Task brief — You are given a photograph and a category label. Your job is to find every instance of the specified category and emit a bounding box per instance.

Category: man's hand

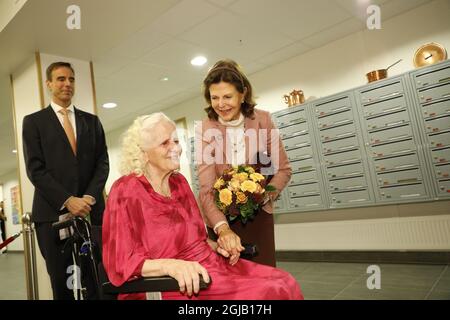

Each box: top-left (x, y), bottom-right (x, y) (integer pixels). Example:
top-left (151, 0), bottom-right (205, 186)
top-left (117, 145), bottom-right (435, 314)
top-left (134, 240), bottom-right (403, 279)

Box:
top-left (65, 197), bottom-right (91, 217)
top-left (82, 195), bottom-right (95, 206)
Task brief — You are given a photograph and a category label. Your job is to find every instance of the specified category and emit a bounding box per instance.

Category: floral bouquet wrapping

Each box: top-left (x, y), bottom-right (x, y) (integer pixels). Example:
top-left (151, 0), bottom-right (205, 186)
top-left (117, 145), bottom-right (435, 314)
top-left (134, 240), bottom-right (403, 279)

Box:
top-left (213, 165), bottom-right (276, 224)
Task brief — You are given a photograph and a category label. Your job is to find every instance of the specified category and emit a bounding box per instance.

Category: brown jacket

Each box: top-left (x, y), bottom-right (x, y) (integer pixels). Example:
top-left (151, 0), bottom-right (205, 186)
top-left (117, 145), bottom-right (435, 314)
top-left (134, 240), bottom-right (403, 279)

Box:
top-left (196, 108), bottom-right (292, 228)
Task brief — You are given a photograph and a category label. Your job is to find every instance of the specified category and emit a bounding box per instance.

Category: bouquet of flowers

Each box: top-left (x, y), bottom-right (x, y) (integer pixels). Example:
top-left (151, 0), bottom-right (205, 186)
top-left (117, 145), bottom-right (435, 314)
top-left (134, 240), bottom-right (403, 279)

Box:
top-left (213, 165), bottom-right (276, 224)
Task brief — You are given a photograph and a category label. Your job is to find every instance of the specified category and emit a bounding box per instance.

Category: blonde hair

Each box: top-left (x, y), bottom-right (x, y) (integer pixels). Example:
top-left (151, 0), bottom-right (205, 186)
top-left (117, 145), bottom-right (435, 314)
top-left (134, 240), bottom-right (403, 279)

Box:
top-left (119, 113), bottom-right (176, 176)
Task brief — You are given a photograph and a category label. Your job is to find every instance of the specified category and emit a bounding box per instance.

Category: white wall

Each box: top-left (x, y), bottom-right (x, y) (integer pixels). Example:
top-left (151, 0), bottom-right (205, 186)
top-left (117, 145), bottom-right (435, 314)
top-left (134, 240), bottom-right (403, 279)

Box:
top-left (0, 170), bottom-right (22, 251)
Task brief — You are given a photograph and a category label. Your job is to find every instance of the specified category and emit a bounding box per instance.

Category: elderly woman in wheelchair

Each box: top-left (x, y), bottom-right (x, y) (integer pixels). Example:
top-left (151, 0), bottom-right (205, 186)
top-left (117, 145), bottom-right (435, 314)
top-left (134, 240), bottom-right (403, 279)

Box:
top-left (101, 113), bottom-right (303, 300)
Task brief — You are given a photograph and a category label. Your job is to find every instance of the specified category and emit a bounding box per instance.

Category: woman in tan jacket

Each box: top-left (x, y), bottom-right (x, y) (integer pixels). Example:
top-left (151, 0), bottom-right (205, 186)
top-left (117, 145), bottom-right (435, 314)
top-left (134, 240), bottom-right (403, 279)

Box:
top-left (196, 59), bottom-right (292, 267)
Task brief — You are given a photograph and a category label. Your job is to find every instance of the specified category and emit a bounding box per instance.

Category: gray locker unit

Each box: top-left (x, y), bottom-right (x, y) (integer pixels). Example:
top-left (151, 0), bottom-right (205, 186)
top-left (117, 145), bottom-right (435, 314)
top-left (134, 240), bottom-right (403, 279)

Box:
top-left (272, 104), bottom-right (329, 213)
top-left (311, 93), bottom-right (375, 208)
top-left (355, 76), bottom-right (432, 203)
top-left (409, 60), bottom-right (450, 199)
top-left (189, 137), bottom-right (200, 196)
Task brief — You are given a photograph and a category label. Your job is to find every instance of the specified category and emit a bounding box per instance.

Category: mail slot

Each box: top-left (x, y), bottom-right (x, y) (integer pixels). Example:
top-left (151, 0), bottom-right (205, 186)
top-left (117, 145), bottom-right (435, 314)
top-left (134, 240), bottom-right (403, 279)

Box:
top-left (421, 99), bottom-right (450, 120)
top-left (320, 122), bottom-right (356, 142)
top-left (376, 168), bottom-right (422, 186)
top-left (315, 96), bottom-right (352, 117)
top-left (288, 183), bottom-right (321, 197)
top-left (287, 146), bottom-right (314, 162)
top-left (427, 131), bottom-right (450, 149)
top-left (418, 83), bottom-right (450, 104)
top-left (275, 108), bottom-right (307, 127)
top-left (288, 195), bottom-right (324, 210)
top-left (435, 163), bottom-right (450, 179)
top-left (425, 115), bottom-right (450, 133)
top-left (366, 109), bottom-right (410, 131)
top-left (318, 109), bottom-right (355, 130)
top-left (360, 80), bottom-right (404, 104)
top-left (327, 162), bottom-right (364, 180)
top-left (378, 183), bottom-right (427, 201)
top-left (329, 175), bottom-right (368, 192)
top-left (373, 153), bottom-right (420, 172)
top-left (431, 147), bottom-right (450, 164)
top-left (283, 134), bottom-right (311, 150)
top-left (322, 135), bottom-right (359, 155)
top-left (415, 66), bottom-right (450, 89)
top-left (362, 95), bottom-right (406, 118)
top-left (273, 194), bottom-right (286, 211)
top-left (290, 157), bottom-right (316, 172)
top-left (290, 170), bottom-right (319, 186)
top-left (325, 149), bottom-right (362, 167)
top-left (330, 189), bottom-right (372, 206)
top-left (437, 179), bottom-right (450, 196)
top-left (370, 138), bottom-right (417, 159)
top-left (368, 123), bottom-right (413, 145)
top-left (280, 122), bottom-right (309, 139)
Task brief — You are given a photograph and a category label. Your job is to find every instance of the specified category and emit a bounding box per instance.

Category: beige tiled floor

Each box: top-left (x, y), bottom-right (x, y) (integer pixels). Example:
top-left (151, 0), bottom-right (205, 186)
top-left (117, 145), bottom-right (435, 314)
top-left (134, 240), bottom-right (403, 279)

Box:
top-left (1, 252), bottom-right (449, 300)
top-left (277, 261), bottom-right (450, 300)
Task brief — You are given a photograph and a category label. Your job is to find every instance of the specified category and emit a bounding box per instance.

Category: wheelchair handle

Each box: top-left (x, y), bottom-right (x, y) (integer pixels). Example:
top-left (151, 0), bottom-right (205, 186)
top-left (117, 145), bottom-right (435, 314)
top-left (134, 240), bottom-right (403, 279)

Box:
top-left (52, 216), bottom-right (87, 231)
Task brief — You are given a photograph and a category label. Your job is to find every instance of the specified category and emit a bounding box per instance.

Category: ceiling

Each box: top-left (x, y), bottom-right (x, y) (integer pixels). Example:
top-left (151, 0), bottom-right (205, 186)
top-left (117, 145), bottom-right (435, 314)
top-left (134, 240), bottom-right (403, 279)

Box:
top-left (0, 0), bottom-right (433, 177)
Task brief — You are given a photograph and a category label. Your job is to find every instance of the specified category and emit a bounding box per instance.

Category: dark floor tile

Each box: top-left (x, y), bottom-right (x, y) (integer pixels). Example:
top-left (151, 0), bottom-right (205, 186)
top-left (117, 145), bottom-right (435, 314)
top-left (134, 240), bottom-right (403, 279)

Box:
top-left (277, 261), bottom-right (314, 274)
top-left (426, 290), bottom-right (450, 300)
top-left (433, 277), bottom-right (450, 292)
top-left (334, 284), bottom-right (429, 300)
top-left (298, 280), bottom-right (349, 297)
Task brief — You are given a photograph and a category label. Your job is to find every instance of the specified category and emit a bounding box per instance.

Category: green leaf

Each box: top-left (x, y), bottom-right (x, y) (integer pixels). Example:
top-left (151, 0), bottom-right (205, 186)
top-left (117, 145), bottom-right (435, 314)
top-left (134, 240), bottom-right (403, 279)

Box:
top-left (265, 185), bottom-right (276, 192)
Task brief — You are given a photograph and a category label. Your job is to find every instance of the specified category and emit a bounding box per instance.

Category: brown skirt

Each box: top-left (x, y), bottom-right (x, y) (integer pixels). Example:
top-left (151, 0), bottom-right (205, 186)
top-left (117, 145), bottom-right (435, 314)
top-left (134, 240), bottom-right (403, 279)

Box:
top-left (208, 210), bottom-right (276, 267)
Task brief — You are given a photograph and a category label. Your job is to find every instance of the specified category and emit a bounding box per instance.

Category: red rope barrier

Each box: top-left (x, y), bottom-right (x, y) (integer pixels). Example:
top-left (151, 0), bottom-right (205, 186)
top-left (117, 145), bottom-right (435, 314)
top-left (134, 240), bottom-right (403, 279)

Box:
top-left (0, 231), bottom-right (22, 250)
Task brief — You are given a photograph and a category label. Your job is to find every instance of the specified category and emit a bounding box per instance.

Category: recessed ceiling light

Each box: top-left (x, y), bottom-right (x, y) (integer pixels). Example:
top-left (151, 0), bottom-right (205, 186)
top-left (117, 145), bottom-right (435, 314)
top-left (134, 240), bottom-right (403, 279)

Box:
top-left (12, 149), bottom-right (17, 154)
top-left (191, 56), bottom-right (207, 66)
top-left (160, 77), bottom-right (169, 82)
top-left (102, 102), bottom-right (117, 109)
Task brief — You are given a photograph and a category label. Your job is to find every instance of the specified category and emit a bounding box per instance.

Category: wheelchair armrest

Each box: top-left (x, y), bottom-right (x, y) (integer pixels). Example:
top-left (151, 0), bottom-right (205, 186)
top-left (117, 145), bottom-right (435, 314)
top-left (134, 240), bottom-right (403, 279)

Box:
top-left (241, 243), bottom-right (258, 259)
top-left (102, 276), bottom-right (211, 294)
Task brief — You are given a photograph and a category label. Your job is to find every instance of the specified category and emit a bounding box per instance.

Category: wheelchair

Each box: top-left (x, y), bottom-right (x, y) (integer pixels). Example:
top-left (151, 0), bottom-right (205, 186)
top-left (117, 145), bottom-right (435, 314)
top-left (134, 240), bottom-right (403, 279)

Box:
top-left (52, 216), bottom-right (257, 300)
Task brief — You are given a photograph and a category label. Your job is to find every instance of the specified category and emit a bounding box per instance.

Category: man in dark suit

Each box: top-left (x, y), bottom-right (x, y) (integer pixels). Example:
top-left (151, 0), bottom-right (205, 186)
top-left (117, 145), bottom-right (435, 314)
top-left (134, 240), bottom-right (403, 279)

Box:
top-left (22, 62), bottom-right (109, 300)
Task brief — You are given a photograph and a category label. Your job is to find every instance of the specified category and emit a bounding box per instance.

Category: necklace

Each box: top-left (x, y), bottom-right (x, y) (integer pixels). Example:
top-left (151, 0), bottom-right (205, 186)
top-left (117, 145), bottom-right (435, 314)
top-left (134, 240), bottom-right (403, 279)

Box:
top-left (144, 173), bottom-right (171, 198)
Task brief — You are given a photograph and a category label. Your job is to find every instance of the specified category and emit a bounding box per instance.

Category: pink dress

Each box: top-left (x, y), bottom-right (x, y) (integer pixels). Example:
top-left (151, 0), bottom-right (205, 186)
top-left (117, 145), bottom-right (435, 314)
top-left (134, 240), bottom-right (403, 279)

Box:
top-left (102, 173), bottom-right (303, 300)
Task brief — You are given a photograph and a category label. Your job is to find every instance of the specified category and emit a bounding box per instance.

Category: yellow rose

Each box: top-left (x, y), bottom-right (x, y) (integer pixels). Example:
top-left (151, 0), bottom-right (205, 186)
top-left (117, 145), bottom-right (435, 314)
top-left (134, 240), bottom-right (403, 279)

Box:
top-left (229, 179), bottom-right (241, 191)
top-left (240, 180), bottom-right (257, 193)
top-left (214, 178), bottom-right (225, 190)
top-left (244, 166), bottom-right (255, 174)
top-left (250, 173), bottom-right (265, 182)
top-left (236, 191), bottom-right (248, 204)
top-left (219, 189), bottom-right (233, 206)
top-left (237, 172), bottom-right (248, 182)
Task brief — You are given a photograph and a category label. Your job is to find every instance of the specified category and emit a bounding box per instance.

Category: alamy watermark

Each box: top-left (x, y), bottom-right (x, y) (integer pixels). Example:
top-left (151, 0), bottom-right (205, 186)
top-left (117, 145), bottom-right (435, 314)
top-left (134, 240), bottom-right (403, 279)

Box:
top-left (367, 5), bottom-right (381, 30)
top-left (366, 265), bottom-right (381, 290)
top-left (66, 5), bottom-right (81, 30)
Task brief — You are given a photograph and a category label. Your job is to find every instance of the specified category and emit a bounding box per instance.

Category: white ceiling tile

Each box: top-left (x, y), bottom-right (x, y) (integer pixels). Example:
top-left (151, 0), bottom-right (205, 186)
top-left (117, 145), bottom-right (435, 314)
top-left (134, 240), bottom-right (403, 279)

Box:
top-left (205, 0), bottom-right (238, 8)
top-left (179, 10), bottom-right (295, 63)
top-left (229, 0), bottom-right (351, 40)
top-left (302, 18), bottom-right (365, 48)
top-left (92, 54), bottom-right (132, 78)
top-left (140, 39), bottom-right (209, 73)
top-left (335, 0), bottom-right (391, 21)
top-left (149, 0), bottom-right (221, 36)
top-left (378, 0), bottom-right (433, 21)
top-left (104, 31), bottom-right (172, 60)
top-left (255, 41), bottom-right (312, 66)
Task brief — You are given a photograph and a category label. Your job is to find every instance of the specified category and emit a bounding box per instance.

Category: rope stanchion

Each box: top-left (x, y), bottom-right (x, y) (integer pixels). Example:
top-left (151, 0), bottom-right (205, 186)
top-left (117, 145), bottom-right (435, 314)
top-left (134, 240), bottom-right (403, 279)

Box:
top-left (22, 212), bottom-right (39, 300)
